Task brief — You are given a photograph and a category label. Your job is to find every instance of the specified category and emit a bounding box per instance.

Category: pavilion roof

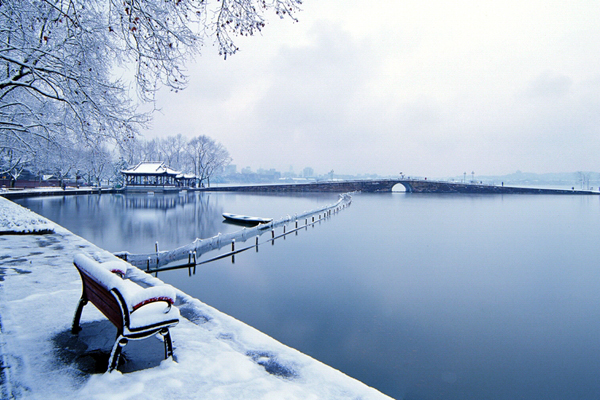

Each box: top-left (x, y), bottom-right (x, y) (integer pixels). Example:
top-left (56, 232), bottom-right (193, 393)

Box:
top-left (121, 162), bottom-right (181, 176)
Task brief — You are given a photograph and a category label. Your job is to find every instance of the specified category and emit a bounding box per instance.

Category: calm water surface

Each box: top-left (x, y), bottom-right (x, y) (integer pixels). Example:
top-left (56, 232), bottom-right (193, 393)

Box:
top-left (17, 192), bottom-right (600, 400)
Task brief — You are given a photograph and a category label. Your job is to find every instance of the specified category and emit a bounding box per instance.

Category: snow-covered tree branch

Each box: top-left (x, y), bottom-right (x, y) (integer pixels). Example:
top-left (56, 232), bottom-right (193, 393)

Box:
top-left (0, 0), bottom-right (301, 174)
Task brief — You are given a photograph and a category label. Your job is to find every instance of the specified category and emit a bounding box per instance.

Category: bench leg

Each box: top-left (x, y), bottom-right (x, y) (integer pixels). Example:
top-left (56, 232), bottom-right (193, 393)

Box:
top-left (71, 298), bottom-right (88, 334)
top-left (160, 328), bottom-right (174, 360)
top-left (108, 335), bottom-right (128, 372)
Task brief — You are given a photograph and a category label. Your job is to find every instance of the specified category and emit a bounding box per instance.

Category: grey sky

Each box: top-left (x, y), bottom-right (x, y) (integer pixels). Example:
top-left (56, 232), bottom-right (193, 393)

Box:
top-left (144, 0), bottom-right (600, 177)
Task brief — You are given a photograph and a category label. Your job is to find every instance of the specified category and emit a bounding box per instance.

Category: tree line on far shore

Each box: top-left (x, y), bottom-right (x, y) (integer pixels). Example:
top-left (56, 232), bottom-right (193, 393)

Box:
top-left (1, 133), bottom-right (230, 188)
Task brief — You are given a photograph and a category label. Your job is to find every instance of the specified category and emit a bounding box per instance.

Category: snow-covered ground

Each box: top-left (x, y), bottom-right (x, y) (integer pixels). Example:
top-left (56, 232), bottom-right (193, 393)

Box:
top-left (0, 196), bottom-right (54, 234)
top-left (0, 196), bottom-right (392, 400)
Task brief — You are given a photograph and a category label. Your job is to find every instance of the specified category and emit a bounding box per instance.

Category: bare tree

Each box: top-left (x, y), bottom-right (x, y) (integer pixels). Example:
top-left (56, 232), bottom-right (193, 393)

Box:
top-left (119, 136), bottom-right (144, 166)
top-left (0, 1), bottom-right (144, 171)
top-left (39, 140), bottom-right (79, 188)
top-left (577, 171), bottom-right (591, 190)
top-left (141, 138), bottom-right (161, 162)
top-left (0, 146), bottom-right (29, 187)
top-left (81, 145), bottom-right (114, 186)
top-left (186, 135), bottom-right (231, 187)
top-left (159, 134), bottom-right (188, 171)
top-left (0, 0), bottom-right (301, 173)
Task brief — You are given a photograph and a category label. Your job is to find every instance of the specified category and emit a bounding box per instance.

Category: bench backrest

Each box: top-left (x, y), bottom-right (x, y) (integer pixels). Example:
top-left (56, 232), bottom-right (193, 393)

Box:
top-left (74, 254), bottom-right (127, 328)
top-left (77, 267), bottom-right (124, 327)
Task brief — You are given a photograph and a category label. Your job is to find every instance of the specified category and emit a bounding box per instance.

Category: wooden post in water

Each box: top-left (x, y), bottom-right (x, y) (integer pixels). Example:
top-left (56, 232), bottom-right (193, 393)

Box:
top-left (231, 239), bottom-right (235, 264)
top-left (193, 251), bottom-right (197, 274)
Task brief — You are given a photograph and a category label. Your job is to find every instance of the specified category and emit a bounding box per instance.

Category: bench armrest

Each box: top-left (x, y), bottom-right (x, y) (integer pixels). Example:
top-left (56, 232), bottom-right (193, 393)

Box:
top-left (118, 280), bottom-right (177, 313)
top-left (98, 260), bottom-right (128, 277)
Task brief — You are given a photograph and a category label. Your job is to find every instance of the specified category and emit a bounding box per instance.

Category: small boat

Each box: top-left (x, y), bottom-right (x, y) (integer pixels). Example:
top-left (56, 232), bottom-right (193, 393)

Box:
top-left (222, 213), bottom-right (272, 226)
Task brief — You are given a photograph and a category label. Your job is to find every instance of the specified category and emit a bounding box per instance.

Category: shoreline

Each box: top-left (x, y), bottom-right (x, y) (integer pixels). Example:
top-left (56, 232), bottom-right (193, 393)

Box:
top-left (0, 196), bottom-right (392, 399)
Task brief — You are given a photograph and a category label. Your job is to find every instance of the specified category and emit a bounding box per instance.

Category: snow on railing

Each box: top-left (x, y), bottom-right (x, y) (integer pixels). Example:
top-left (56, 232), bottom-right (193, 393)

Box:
top-left (116, 193), bottom-right (353, 269)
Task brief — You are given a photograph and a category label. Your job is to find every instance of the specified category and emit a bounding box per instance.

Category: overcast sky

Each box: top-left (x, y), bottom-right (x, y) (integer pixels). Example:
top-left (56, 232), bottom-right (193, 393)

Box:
top-left (143, 0), bottom-right (600, 178)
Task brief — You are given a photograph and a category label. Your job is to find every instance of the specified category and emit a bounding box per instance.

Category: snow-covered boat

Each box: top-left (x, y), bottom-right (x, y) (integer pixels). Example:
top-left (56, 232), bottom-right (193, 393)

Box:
top-left (222, 213), bottom-right (272, 226)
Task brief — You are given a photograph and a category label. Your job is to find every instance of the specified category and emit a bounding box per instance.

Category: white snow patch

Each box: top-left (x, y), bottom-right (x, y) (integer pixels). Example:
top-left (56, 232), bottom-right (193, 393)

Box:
top-left (0, 196), bottom-right (55, 233)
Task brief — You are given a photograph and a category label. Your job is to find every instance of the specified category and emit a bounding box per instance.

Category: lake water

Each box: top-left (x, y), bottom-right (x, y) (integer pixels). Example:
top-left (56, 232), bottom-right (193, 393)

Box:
top-left (16, 191), bottom-right (600, 400)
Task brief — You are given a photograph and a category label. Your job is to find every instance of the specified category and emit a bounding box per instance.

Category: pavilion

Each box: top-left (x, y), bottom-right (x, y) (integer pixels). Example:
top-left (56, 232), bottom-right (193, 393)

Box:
top-left (121, 162), bottom-right (196, 192)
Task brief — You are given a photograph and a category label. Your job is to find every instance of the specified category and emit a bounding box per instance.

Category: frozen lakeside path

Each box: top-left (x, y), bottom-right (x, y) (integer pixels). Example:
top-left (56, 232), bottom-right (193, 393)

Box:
top-left (0, 197), bottom-right (392, 400)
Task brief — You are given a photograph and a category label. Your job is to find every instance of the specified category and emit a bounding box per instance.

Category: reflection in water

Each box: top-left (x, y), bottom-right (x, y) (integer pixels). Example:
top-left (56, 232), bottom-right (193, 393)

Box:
top-left (18, 192), bottom-right (225, 253)
top-left (119, 193), bottom-right (195, 209)
top-left (16, 192), bottom-right (340, 255)
top-left (15, 192), bottom-right (600, 400)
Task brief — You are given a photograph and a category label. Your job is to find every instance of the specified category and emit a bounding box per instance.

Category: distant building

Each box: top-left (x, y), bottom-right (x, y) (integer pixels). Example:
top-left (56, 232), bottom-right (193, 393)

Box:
top-left (121, 162), bottom-right (195, 192)
top-left (303, 167), bottom-right (314, 178)
top-left (0, 169), bottom-right (50, 189)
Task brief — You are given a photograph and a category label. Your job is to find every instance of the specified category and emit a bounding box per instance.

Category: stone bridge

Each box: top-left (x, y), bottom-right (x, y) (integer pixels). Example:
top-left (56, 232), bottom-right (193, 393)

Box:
top-left (201, 179), bottom-right (599, 194)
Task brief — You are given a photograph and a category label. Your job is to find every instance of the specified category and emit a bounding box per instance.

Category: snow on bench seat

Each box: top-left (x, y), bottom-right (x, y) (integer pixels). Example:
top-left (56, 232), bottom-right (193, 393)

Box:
top-left (72, 254), bottom-right (180, 372)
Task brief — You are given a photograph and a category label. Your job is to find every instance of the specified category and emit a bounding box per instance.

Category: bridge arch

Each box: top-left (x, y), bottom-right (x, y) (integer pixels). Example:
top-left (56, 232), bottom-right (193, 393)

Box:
top-left (391, 182), bottom-right (409, 192)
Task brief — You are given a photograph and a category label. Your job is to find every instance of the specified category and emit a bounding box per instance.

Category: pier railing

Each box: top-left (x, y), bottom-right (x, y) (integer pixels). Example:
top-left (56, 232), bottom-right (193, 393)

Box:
top-left (115, 193), bottom-right (353, 271)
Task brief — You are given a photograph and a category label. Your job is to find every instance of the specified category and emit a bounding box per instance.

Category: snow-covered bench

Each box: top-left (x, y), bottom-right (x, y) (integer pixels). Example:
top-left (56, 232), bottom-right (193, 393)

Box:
top-left (71, 254), bottom-right (180, 372)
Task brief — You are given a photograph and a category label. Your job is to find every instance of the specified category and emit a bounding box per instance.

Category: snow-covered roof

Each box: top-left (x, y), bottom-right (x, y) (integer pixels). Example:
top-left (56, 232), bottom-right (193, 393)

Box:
top-left (121, 162), bottom-right (181, 176)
